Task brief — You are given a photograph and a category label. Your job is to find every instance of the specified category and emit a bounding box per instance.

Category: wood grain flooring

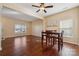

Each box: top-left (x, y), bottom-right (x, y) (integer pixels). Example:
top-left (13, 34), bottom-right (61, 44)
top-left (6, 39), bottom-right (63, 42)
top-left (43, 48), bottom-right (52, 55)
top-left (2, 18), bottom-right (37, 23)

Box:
top-left (0, 35), bottom-right (79, 56)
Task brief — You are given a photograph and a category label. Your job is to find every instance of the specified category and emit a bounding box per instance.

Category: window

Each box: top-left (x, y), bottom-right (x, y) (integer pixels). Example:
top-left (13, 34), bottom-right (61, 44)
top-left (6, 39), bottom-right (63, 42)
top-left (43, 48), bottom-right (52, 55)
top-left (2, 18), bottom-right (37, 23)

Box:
top-left (15, 24), bottom-right (26, 33)
top-left (60, 19), bottom-right (73, 37)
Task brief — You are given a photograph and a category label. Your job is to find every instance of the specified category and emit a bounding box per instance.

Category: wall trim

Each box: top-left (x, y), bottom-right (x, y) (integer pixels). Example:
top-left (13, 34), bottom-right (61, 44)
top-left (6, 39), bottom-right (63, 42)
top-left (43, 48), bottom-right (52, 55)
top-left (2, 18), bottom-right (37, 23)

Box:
top-left (4, 35), bottom-right (31, 39)
top-left (64, 41), bottom-right (79, 46)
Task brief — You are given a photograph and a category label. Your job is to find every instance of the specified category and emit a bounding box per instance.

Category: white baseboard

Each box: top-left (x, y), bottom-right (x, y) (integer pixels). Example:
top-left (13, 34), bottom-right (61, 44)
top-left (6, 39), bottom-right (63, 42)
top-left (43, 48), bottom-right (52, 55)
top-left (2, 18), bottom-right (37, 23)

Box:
top-left (64, 41), bottom-right (79, 46)
top-left (0, 47), bottom-right (2, 51)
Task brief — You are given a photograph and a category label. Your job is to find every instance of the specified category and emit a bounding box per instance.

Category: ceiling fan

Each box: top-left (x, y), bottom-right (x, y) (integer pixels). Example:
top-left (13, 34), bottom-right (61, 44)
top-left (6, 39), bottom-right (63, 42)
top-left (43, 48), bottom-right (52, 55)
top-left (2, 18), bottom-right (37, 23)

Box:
top-left (32, 3), bottom-right (53, 13)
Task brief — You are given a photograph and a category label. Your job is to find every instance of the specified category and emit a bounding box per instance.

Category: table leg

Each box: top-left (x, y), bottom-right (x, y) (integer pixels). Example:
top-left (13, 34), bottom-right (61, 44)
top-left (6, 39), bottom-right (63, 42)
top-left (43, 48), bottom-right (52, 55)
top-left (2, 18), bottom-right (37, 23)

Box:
top-left (41, 35), bottom-right (43, 47)
top-left (58, 39), bottom-right (60, 51)
top-left (46, 37), bottom-right (47, 46)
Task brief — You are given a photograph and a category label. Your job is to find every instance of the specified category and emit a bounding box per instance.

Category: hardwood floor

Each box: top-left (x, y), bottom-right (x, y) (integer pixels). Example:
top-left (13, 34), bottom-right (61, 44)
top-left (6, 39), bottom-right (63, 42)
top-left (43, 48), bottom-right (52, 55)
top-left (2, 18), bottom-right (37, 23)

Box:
top-left (0, 35), bottom-right (79, 56)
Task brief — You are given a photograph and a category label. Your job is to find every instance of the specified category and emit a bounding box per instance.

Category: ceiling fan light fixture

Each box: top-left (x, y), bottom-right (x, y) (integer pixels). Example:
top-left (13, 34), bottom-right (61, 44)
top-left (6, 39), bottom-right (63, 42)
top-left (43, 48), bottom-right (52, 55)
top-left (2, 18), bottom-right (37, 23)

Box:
top-left (32, 3), bottom-right (53, 13)
top-left (40, 7), bottom-right (45, 10)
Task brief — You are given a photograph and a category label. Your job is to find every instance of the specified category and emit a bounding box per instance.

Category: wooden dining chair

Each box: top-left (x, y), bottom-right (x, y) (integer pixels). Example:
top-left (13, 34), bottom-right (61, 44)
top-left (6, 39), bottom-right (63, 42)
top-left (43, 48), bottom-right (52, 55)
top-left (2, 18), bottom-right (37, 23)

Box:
top-left (41, 30), bottom-right (54, 46)
top-left (53, 30), bottom-right (64, 51)
top-left (41, 30), bottom-right (58, 46)
top-left (60, 31), bottom-right (64, 46)
top-left (45, 30), bottom-right (52, 46)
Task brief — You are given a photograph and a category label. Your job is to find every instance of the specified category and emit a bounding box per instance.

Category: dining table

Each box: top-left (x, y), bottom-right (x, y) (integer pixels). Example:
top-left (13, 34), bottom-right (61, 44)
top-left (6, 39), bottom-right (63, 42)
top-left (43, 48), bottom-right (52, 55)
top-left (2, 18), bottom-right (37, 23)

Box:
top-left (41, 30), bottom-right (64, 51)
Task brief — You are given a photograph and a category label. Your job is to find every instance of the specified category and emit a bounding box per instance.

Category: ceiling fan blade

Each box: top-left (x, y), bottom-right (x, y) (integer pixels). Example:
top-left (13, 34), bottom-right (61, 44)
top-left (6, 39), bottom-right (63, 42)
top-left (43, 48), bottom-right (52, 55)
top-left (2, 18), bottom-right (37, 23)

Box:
top-left (45, 5), bottom-right (53, 8)
top-left (36, 9), bottom-right (40, 12)
top-left (32, 5), bottom-right (39, 8)
top-left (44, 10), bottom-right (47, 13)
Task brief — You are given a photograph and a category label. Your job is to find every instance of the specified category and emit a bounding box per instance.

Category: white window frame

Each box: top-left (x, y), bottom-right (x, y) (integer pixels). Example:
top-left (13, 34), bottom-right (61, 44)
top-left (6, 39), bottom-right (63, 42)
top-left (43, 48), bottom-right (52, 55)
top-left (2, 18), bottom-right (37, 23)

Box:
top-left (59, 19), bottom-right (73, 37)
top-left (15, 24), bottom-right (26, 33)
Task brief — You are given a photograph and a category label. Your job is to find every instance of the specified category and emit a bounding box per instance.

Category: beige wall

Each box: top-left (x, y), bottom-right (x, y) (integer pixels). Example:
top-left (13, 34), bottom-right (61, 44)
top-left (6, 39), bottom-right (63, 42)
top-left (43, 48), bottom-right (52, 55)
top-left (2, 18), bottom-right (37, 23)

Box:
top-left (77, 7), bottom-right (79, 45)
top-left (1, 16), bottom-right (32, 38)
top-left (0, 12), bottom-right (2, 50)
top-left (32, 20), bottom-right (43, 37)
top-left (45, 6), bottom-right (79, 45)
top-left (0, 3), bottom-right (2, 50)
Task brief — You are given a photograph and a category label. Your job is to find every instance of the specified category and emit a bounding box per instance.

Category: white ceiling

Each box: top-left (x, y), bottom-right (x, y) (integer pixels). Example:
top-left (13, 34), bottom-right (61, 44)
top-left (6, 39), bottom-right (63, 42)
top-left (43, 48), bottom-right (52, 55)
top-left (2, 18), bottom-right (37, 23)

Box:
top-left (19, 3), bottom-right (79, 17)
top-left (1, 7), bottom-right (39, 21)
top-left (1, 3), bottom-right (79, 21)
